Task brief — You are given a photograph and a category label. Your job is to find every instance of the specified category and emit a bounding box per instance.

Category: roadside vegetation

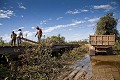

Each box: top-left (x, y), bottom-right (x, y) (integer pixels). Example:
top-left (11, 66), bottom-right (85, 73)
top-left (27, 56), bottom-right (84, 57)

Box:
top-left (0, 37), bottom-right (4, 46)
top-left (113, 40), bottom-right (120, 54)
top-left (0, 35), bottom-right (89, 80)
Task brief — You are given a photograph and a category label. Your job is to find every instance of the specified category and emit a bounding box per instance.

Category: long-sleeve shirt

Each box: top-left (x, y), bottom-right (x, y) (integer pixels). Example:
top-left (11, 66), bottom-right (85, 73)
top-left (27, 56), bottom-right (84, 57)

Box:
top-left (17, 31), bottom-right (23, 38)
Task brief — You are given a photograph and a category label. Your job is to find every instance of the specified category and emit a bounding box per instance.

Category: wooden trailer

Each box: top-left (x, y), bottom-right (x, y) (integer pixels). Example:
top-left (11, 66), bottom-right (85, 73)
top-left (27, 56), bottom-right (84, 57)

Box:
top-left (89, 35), bottom-right (115, 55)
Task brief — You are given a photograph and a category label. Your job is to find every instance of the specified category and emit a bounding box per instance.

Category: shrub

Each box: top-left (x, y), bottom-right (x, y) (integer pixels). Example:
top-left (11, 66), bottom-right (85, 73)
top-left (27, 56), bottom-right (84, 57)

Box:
top-left (5, 44), bottom-right (64, 80)
top-left (113, 41), bottom-right (120, 54)
top-left (61, 45), bottom-right (89, 63)
top-left (0, 42), bottom-right (88, 80)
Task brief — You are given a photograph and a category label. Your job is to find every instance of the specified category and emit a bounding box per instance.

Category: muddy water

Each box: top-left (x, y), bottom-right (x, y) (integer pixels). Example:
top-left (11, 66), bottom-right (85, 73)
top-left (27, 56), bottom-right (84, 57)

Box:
top-left (91, 55), bottom-right (120, 80)
top-left (64, 55), bottom-right (92, 80)
top-left (64, 55), bottom-right (120, 80)
top-left (70, 55), bottom-right (91, 69)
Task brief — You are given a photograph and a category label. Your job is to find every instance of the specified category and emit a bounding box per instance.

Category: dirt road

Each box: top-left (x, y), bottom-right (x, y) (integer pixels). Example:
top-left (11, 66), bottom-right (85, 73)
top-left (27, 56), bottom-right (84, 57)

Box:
top-left (92, 55), bottom-right (120, 80)
top-left (63, 55), bottom-right (120, 80)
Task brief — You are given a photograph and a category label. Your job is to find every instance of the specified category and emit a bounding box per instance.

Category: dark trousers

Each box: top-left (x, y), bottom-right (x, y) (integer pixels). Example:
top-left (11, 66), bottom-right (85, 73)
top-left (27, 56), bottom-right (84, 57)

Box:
top-left (11, 39), bottom-right (16, 46)
top-left (38, 35), bottom-right (42, 43)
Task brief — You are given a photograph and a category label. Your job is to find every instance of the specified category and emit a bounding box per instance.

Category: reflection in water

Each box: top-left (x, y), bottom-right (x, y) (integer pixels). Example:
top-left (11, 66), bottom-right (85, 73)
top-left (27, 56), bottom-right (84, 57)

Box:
top-left (69, 55), bottom-right (92, 79)
top-left (70, 55), bottom-right (91, 69)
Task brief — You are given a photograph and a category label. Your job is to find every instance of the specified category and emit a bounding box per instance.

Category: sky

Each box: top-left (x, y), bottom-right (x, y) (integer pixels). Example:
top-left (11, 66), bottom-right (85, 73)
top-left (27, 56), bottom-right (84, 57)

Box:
top-left (0, 0), bottom-right (120, 42)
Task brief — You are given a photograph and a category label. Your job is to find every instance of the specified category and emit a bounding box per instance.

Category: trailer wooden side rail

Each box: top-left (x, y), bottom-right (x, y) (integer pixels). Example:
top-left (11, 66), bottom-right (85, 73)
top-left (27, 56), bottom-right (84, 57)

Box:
top-left (89, 35), bottom-right (115, 46)
top-left (89, 35), bottom-right (115, 55)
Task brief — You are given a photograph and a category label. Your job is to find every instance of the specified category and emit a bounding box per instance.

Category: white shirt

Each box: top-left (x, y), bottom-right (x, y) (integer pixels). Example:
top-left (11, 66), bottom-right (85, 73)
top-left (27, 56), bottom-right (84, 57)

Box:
top-left (17, 31), bottom-right (23, 37)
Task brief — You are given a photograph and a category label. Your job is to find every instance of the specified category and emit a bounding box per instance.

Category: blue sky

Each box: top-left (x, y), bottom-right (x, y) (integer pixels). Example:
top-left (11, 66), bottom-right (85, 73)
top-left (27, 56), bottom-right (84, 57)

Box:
top-left (0, 0), bottom-right (120, 42)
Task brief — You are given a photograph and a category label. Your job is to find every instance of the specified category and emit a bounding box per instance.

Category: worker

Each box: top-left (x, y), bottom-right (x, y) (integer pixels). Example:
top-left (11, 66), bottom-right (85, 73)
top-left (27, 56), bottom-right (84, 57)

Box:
top-left (35, 26), bottom-right (42, 43)
top-left (11, 31), bottom-right (17, 46)
top-left (17, 29), bottom-right (23, 46)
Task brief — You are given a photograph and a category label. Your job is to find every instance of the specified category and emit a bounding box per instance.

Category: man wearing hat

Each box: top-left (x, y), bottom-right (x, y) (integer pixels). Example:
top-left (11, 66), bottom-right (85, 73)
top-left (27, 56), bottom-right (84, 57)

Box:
top-left (17, 29), bottom-right (23, 46)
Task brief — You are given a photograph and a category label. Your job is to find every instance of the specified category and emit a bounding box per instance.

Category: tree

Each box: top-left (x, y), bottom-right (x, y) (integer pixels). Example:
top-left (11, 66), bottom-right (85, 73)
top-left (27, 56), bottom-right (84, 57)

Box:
top-left (95, 13), bottom-right (119, 38)
top-left (0, 37), bottom-right (4, 46)
top-left (45, 34), bottom-right (65, 46)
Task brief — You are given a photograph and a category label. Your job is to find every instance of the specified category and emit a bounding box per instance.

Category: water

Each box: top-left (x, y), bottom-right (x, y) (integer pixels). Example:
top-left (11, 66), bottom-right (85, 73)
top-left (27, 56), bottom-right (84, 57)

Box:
top-left (68, 55), bottom-right (120, 80)
top-left (70, 55), bottom-right (91, 69)
top-left (68, 55), bottom-right (92, 80)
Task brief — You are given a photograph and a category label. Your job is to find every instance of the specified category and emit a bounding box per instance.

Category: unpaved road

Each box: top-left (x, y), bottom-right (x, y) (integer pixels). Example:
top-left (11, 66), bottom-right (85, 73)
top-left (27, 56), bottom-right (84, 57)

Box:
top-left (92, 55), bottom-right (120, 80)
top-left (63, 55), bottom-right (120, 80)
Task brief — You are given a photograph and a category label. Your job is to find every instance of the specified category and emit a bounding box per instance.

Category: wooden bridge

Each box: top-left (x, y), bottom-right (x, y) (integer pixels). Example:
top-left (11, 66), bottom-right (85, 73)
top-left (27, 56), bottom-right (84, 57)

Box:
top-left (0, 44), bottom-right (79, 54)
top-left (0, 44), bottom-right (80, 62)
top-left (0, 37), bottom-right (80, 63)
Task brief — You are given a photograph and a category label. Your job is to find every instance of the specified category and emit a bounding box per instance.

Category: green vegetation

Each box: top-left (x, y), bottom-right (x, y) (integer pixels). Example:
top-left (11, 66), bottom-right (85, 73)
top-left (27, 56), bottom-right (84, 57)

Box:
top-left (45, 34), bottom-right (66, 46)
top-left (113, 41), bottom-right (120, 54)
top-left (0, 45), bottom-right (88, 80)
top-left (61, 44), bottom-right (88, 62)
top-left (0, 35), bottom-right (89, 80)
top-left (95, 13), bottom-right (119, 38)
top-left (0, 64), bottom-right (10, 79)
top-left (0, 37), bottom-right (4, 46)
top-left (69, 39), bottom-right (88, 45)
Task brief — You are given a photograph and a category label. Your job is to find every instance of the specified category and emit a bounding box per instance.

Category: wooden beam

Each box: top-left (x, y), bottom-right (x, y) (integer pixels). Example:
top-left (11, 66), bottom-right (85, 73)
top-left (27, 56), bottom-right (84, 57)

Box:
top-left (21, 38), bottom-right (38, 44)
